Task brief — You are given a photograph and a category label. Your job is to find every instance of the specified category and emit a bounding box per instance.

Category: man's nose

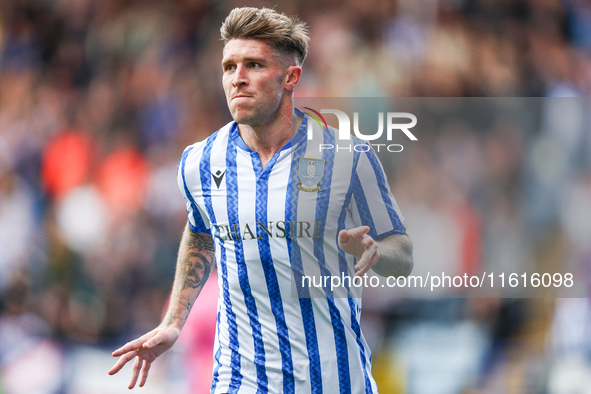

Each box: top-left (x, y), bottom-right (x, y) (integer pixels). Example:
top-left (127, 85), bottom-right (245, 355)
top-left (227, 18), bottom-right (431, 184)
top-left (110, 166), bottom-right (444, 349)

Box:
top-left (232, 65), bottom-right (248, 87)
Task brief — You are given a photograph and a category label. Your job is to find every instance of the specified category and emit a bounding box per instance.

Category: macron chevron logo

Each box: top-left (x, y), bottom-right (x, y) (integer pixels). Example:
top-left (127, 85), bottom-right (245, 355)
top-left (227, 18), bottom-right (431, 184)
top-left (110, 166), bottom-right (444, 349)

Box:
top-left (212, 169), bottom-right (225, 189)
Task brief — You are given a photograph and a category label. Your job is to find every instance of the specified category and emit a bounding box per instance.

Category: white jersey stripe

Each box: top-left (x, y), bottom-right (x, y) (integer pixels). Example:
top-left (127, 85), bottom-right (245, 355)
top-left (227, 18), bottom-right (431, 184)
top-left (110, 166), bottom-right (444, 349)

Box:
top-left (225, 136), bottom-right (269, 391)
top-left (334, 149), bottom-right (375, 393)
top-left (354, 148), bottom-right (406, 239)
top-left (197, 131), bottom-right (244, 393)
top-left (364, 148), bottom-right (406, 232)
top-left (312, 129), bottom-right (352, 392)
top-left (179, 147), bottom-right (208, 233)
top-left (249, 151), bottom-right (296, 393)
top-left (267, 150), bottom-right (311, 394)
top-left (286, 136), bottom-right (324, 393)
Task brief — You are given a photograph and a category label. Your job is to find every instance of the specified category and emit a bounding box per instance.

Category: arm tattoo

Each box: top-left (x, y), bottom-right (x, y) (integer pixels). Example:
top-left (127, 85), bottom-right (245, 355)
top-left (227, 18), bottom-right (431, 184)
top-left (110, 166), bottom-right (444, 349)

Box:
top-left (164, 229), bottom-right (215, 327)
top-left (185, 230), bottom-right (215, 252)
top-left (181, 252), bottom-right (213, 290)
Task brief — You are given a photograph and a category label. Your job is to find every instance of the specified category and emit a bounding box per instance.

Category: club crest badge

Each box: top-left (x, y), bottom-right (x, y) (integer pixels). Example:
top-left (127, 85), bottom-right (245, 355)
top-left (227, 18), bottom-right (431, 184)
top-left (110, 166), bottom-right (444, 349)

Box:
top-left (298, 158), bottom-right (325, 192)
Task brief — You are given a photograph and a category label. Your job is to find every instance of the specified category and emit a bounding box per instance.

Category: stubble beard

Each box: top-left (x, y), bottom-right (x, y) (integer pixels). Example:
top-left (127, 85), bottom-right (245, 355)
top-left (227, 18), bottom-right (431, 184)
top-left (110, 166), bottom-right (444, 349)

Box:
top-left (230, 98), bottom-right (281, 127)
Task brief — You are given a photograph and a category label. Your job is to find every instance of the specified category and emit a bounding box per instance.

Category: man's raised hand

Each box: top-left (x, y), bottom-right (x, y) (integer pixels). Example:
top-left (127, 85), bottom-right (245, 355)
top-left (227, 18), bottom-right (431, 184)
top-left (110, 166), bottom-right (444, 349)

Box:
top-left (108, 325), bottom-right (180, 389)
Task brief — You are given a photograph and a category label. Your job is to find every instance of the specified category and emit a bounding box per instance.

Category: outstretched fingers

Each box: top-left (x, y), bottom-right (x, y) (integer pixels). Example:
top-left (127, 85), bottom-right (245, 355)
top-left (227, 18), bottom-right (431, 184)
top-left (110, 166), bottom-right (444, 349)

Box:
top-left (128, 356), bottom-right (143, 389)
top-left (108, 349), bottom-right (139, 375)
top-left (108, 326), bottom-right (178, 390)
top-left (139, 360), bottom-right (152, 387)
top-left (112, 335), bottom-right (148, 357)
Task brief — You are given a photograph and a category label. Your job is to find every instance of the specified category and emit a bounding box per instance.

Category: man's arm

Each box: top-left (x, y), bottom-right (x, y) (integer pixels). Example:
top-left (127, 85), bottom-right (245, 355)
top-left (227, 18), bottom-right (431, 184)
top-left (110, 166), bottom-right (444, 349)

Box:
top-left (162, 223), bottom-right (215, 328)
top-left (108, 223), bottom-right (215, 389)
top-left (338, 226), bottom-right (413, 278)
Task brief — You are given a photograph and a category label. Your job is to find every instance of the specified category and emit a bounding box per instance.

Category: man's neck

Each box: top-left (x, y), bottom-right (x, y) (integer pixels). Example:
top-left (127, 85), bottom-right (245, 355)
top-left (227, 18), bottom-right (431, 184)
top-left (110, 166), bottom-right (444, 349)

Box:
top-left (238, 109), bottom-right (303, 169)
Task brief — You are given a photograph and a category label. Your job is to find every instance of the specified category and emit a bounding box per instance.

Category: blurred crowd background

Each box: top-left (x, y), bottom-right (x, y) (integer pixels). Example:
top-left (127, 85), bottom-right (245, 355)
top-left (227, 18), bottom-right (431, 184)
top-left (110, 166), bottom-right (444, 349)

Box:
top-left (1, 0), bottom-right (591, 393)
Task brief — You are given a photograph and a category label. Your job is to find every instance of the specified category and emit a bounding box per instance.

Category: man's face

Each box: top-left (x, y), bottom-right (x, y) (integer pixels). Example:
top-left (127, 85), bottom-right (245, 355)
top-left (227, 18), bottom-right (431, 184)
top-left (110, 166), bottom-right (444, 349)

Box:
top-left (222, 38), bottom-right (292, 126)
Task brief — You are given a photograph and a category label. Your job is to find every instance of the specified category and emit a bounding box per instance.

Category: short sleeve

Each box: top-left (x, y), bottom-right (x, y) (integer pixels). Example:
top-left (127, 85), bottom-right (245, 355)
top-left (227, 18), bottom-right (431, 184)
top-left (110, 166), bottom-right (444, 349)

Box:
top-left (177, 146), bottom-right (211, 233)
top-left (350, 147), bottom-right (407, 240)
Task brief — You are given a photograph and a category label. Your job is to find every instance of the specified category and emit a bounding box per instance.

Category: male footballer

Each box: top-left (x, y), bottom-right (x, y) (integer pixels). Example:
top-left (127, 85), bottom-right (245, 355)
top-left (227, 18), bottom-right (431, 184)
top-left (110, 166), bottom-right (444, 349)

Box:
top-left (108, 7), bottom-right (413, 393)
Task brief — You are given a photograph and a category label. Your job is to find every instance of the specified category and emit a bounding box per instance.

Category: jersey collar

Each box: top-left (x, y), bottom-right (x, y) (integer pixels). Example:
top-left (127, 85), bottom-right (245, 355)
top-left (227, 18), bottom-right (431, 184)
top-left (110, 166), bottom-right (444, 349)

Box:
top-left (230, 108), bottom-right (309, 153)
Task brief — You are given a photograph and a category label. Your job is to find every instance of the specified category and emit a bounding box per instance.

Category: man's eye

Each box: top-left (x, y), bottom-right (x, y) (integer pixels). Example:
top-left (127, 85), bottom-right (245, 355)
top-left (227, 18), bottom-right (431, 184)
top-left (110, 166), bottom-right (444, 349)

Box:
top-left (225, 65), bottom-right (236, 72)
top-left (250, 63), bottom-right (261, 68)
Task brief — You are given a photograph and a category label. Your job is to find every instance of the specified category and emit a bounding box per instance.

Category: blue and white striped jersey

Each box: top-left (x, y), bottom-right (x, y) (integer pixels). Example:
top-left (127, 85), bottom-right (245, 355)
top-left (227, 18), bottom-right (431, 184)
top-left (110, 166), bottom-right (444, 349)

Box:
top-left (177, 109), bottom-right (407, 394)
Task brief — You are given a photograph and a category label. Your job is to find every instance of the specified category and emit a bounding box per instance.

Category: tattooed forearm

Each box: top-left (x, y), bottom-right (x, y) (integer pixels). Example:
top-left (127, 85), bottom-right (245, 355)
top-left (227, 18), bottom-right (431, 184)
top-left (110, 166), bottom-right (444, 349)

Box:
top-left (185, 230), bottom-right (215, 252)
top-left (181, 252), bottom-right (213, 290)
top-left (162, 224), bottom-right (216, 328)
top-left (163, 308), bottom-right (184, 327)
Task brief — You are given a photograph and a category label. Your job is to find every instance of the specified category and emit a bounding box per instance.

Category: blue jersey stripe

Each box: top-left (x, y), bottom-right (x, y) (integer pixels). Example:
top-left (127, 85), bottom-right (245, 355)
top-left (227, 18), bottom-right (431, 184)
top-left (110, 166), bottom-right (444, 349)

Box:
top-left (226, 138), bottom-right (269, 393)
top-left (347, 300), bottom-right (372, 393)
top-left (211, 310), bottom-right (222, 388)
top-left (286, 137), bottom-right (323, 394)
top-left (363, 149), bottom-right (405, 234)
top-left (251, 153), bottom-right (295, 394)
top-left (313, 129), bottom-right (351, 393)
top-left (180, 147), bottom-right (208, 233)
top-left (337, 148), bottom-right (373, 394)
top-left (200, 134), bottom-right (243, 393)
top-left (337, 150), bottom-right (362, 297)
top-left (351, 169), bottom-right (377, 239)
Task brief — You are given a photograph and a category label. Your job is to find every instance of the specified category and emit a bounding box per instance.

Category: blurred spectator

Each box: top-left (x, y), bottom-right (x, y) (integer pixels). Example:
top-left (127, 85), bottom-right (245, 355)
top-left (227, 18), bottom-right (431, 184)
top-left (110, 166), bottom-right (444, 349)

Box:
top-left (93, 146), bottom-right (149, 216)
top-left (41, 130), bottom-right (94, 201)
top-left (0, 146), bottom-right (35, 292)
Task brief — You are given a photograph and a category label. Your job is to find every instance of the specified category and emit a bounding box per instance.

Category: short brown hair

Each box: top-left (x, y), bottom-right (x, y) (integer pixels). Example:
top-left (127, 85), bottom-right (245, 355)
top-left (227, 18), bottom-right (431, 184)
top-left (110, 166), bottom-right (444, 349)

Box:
top-left (220, 7), bottom-right (310, 66)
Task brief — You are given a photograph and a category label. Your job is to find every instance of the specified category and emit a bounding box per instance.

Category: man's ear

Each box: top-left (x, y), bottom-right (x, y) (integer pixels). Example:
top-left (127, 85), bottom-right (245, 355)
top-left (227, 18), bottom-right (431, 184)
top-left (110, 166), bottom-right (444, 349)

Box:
top-left (284, 65), bottom-right (302, 92)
